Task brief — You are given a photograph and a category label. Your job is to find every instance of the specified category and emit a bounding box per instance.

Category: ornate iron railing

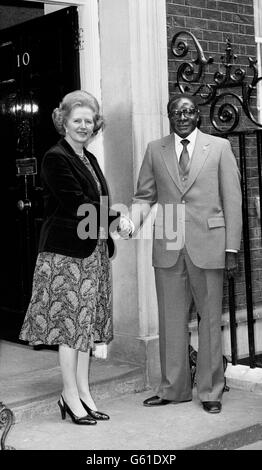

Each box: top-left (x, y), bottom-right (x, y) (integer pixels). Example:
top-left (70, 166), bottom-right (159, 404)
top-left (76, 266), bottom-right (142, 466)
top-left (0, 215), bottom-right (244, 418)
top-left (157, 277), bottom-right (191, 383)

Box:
top-left (0, 402), bottom-right (15, 450)
top-left (171, 30), bottom-right (262, 132)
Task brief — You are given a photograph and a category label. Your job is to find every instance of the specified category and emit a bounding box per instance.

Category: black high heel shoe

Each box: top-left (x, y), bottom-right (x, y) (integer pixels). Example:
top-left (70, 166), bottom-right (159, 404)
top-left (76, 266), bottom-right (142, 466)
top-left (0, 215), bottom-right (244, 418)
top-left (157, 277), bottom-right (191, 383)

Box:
top-left (58, 396), bottom-right (97, 425)
top-left (80, 399), bottom-right (110, 420)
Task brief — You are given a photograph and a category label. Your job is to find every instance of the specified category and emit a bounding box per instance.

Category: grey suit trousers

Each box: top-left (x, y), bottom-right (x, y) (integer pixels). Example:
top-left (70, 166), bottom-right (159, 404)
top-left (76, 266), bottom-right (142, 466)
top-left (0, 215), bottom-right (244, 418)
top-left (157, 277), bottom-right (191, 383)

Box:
top-left (155, 248), bottom-right (225, 402)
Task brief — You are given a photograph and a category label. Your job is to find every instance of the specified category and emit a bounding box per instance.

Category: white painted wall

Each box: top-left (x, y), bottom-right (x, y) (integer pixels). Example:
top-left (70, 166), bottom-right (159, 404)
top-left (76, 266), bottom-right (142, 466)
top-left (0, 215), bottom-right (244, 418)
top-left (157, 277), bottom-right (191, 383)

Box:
top-left (98, 0), bottom-right (169, 371)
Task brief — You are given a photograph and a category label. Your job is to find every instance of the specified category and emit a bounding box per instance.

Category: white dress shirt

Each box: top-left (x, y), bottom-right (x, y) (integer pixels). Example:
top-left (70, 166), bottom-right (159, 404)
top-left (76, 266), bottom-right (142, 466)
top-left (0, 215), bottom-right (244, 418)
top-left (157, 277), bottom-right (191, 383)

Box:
top-left (174, 127), bottom-right (198, 163)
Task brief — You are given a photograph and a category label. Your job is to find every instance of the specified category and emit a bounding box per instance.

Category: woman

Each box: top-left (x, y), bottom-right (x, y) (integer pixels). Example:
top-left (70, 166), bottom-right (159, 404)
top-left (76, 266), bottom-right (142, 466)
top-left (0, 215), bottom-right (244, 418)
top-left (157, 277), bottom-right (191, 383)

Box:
top-left (19, 90), bottom-right (120, 425)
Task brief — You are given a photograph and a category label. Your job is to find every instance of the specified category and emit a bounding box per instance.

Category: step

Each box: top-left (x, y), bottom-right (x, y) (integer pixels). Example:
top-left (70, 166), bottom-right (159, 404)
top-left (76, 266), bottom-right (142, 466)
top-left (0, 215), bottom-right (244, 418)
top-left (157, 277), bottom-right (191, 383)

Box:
top-left (186, 423), bottom-right (262, 450)
top-left (225, 364), bottom-right (262, 393)
top-left (0, 340), bottom-right (147, 423)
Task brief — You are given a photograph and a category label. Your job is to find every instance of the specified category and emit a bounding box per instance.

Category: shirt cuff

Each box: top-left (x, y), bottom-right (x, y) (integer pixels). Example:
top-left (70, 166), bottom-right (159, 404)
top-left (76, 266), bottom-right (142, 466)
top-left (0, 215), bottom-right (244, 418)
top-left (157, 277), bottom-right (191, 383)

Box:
top-left (226, 249), bottom-right (238, 253)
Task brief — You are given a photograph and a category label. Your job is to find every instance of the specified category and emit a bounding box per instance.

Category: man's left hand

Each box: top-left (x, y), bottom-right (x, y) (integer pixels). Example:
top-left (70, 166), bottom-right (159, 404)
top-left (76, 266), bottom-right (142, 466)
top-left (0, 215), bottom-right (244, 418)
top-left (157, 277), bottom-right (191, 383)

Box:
top-left (225, 252), bottom-right (238, 279)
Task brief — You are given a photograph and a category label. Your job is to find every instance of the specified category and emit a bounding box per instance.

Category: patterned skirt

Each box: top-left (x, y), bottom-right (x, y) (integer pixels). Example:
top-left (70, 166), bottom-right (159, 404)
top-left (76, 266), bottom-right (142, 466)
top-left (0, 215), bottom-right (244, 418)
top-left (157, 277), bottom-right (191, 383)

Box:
top-left (19, 241), bottom-right (112, 352)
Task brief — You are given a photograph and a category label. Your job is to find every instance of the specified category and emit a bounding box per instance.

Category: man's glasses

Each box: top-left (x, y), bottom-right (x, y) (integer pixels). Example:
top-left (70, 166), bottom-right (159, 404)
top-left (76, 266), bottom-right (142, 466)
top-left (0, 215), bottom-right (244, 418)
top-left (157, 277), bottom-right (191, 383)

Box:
top-left (169, 108), bottom-right (197, 119)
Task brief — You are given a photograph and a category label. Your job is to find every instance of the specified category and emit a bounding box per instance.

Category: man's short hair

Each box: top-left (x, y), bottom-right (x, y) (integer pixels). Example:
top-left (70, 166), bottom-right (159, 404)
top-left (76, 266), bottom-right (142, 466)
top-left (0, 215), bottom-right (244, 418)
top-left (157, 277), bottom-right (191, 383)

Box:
top-left (167, 93), bottom-right (200, 116)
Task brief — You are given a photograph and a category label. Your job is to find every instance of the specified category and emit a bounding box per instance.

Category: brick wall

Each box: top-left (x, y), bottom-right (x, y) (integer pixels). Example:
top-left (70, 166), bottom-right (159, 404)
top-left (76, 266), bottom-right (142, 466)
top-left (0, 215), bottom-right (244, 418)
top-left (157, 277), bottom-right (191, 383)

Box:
top-left (166, 0), bottom-right (262, 314)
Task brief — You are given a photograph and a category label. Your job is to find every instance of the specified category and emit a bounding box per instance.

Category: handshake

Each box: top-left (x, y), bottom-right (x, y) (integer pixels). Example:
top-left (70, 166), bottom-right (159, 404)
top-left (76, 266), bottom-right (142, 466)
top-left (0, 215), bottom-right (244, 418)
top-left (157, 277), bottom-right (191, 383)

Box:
top-left (116, 214), bottom-right (135, 239)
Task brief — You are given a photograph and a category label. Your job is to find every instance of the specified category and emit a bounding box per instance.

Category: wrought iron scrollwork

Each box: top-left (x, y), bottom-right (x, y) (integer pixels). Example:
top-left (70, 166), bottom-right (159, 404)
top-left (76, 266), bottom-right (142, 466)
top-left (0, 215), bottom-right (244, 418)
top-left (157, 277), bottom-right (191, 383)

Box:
top-left (210, 93), bottom-right (241, 132)
top-left (0, 402), bottom-right (15, 450)
top-left (171, 31), bottom-right (214, 95)
top-left (171, 31), bottom-right (262, 132)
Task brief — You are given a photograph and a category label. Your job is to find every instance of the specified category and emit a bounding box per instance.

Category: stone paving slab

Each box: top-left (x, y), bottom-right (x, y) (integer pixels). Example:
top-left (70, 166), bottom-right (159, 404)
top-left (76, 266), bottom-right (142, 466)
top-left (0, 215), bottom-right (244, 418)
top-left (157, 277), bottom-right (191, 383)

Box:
top-left (238, 440), bottom-right (262, 450)
top-left (1, 340), bottom-right (262, 453)
top-left (4, 387), bottom-right (262, 451)
top-left (186, 424), bottom-right (262, 450)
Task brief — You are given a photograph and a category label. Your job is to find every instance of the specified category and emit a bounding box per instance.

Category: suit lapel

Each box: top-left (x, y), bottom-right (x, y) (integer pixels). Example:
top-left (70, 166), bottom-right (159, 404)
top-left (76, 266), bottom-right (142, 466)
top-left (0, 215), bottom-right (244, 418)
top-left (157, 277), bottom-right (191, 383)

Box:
top-left (58, 139), bottom-right (108, 197)
top-left (160, 134), bottom-right (183, 193)
top-left (182, 130), bottom-right (210, 195)
top-left (59, 138), bottom-right (85, 175)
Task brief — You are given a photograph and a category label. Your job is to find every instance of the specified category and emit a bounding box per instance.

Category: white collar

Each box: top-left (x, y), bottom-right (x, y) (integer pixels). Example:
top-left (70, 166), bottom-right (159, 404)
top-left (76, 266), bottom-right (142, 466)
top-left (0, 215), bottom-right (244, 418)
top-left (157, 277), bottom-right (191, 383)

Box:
top-left (174, 127), bottom-right (198, 147)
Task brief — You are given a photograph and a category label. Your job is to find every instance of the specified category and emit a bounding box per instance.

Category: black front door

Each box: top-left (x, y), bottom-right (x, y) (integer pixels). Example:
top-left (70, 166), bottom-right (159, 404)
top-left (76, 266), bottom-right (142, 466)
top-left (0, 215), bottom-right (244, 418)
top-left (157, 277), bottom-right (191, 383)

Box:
top-left (0, 6), bottom-right (80, 340)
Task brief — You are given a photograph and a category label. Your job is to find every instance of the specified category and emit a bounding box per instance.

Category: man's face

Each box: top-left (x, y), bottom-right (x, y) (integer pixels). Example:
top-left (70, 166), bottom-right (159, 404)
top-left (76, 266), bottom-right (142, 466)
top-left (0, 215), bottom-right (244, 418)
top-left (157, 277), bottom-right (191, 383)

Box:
top-left (169, 97), bottom-right (199, 138)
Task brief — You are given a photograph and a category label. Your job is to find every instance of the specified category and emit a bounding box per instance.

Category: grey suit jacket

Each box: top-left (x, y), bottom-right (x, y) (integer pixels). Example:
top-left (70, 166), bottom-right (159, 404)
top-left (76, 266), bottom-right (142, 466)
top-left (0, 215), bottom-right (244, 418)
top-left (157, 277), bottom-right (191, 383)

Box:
top-left (133, 130), bottom-right (242, 269)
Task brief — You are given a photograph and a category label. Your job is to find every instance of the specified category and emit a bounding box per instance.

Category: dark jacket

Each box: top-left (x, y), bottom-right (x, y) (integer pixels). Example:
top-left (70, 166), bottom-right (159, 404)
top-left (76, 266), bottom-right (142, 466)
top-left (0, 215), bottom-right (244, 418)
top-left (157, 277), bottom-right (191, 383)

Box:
top-left (38, 138), bottom-right (120, 258)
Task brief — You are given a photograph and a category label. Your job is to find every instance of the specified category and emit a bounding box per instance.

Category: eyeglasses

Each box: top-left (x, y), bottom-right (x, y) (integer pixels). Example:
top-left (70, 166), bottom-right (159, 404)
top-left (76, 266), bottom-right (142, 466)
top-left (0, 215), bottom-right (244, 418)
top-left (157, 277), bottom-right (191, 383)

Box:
top-left (169, 108), bottom-right (197, 119)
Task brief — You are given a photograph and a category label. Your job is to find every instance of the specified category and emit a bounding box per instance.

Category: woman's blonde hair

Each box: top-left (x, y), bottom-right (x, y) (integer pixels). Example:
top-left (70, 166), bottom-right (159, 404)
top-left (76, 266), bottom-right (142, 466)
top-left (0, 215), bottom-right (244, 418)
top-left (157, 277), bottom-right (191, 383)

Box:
top-left (52, 90), bottom-right (103, 136)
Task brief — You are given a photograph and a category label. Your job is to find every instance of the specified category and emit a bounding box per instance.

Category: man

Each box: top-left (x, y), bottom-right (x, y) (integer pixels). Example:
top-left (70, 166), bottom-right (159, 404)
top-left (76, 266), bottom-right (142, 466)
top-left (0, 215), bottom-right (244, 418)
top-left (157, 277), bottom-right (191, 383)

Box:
top-left (119, 93), bottom-right (242, 413)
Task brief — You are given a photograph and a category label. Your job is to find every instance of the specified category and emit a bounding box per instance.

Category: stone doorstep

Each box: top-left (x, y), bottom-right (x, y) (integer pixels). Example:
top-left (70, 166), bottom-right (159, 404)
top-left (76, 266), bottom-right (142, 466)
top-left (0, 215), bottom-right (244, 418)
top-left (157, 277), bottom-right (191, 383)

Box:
top-left (10, 364), bottom-right (262, 424)
top-left (3, 359), bottom-right (262, 426)
top-left (225, 364), bottom-right (262, 394)
top-left (4, 364), bottom-right (147, 424)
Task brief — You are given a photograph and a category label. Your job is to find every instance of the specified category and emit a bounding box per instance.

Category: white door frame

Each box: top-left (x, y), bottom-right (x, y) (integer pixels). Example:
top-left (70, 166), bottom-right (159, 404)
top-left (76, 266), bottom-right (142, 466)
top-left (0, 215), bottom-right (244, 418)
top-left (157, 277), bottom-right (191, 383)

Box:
top-left (26, 0), bottom-right (86, 4)
top-left (24, 0), bottom-right (101, 97)
top-left (24, 0), bottom-right (103, 161)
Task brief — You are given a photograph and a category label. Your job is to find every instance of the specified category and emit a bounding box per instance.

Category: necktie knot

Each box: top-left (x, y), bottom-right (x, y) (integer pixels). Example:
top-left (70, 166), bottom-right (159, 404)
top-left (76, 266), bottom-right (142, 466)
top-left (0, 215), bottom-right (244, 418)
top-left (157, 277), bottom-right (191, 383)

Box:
top-left (181, 139), bottom-right (189, 148)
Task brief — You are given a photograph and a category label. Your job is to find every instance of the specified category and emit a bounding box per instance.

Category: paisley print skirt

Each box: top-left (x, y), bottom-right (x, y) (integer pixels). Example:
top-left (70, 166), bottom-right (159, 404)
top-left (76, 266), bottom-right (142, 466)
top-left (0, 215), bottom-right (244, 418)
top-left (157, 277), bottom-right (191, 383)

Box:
top-left (19, 241), bottom-right (112, 352)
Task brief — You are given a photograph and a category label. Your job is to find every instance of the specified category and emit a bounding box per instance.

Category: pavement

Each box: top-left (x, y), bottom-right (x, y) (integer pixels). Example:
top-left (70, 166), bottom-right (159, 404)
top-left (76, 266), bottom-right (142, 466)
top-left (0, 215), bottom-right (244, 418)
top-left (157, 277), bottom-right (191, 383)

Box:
top-left (1, 339), bottom-right (262, 454)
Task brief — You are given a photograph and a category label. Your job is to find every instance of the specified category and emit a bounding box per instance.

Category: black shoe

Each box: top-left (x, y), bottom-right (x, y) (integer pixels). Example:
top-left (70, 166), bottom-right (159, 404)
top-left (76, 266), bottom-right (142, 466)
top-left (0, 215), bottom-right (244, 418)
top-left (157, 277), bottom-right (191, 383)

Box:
top-left (202, 401), bottom-right (222, 414)
top-left (58, 396), bottom-right (97, 425)
top-left (80, 399), bottom-right (110, 420)
top-left (143, 395), bottom-right (172, 407)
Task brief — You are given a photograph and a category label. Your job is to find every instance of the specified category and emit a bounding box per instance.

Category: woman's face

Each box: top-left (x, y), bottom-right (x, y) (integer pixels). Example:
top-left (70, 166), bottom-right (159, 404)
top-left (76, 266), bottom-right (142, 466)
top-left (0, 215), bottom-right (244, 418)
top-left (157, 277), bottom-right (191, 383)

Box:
top-left (64, 106), bottom-right (95, 147)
